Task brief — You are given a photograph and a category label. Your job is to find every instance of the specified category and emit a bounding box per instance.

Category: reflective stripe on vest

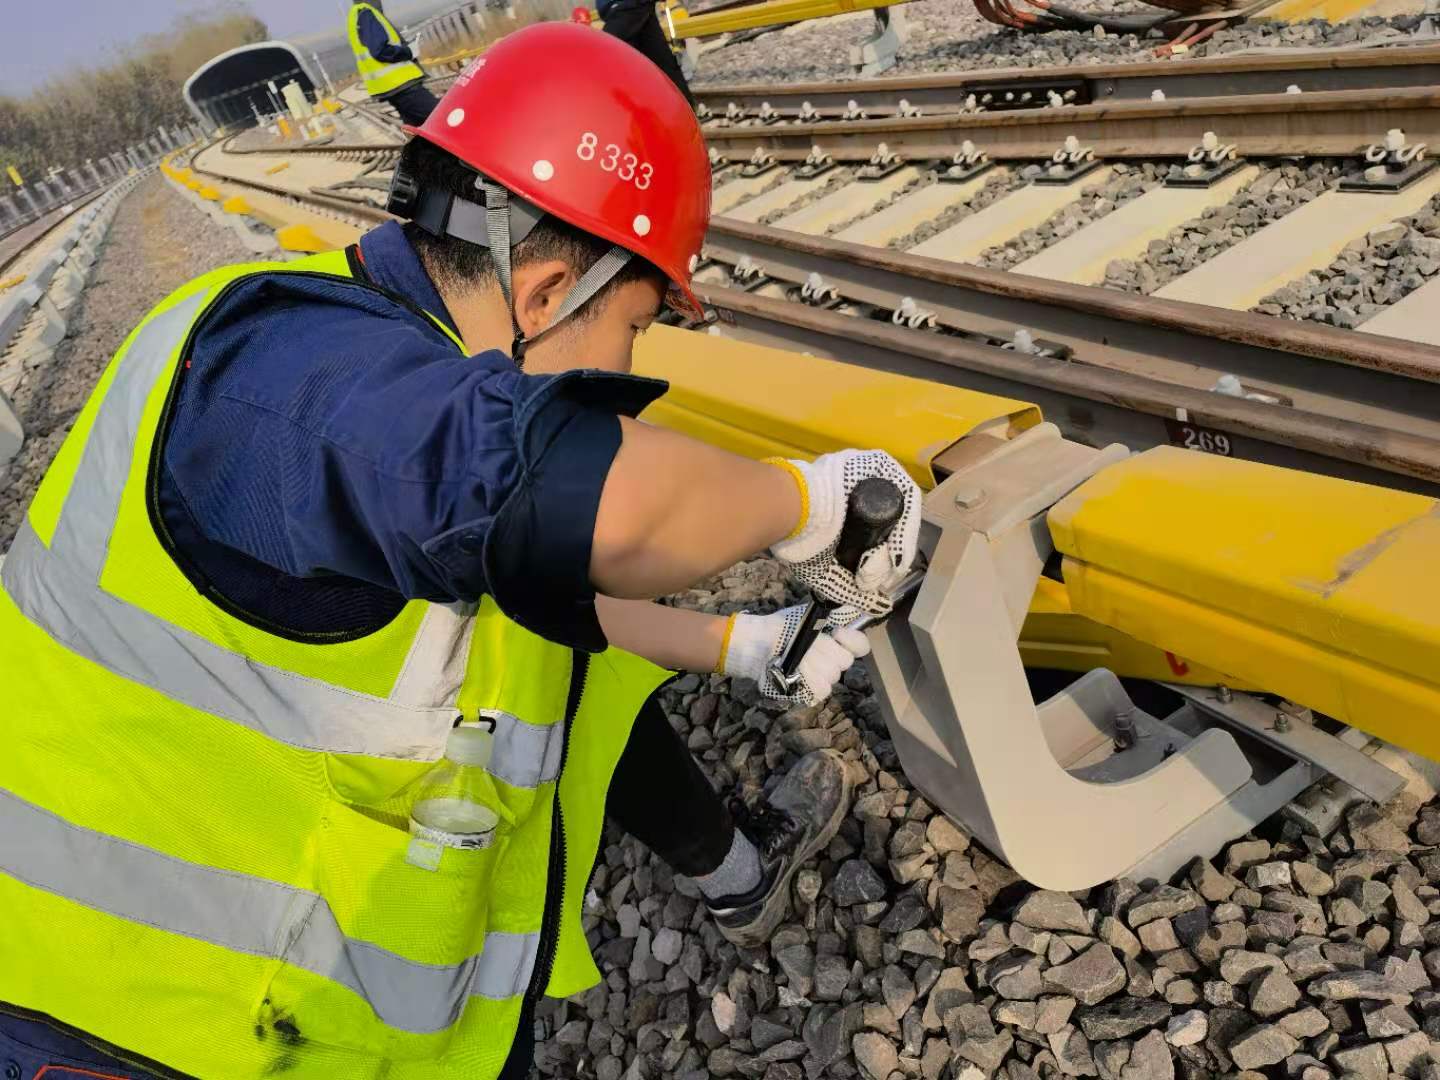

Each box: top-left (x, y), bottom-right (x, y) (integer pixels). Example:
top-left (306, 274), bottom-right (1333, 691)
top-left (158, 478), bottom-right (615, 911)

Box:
top-left (0, 289), bottom-right (462, 761)
top-left (0, 786), bottom-right (539, 1030)
top-left (348, 3), bottom-right (425, 96)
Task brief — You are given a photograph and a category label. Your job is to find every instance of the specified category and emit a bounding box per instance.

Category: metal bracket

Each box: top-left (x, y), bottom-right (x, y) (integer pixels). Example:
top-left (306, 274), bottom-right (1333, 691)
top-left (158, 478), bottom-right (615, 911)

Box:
top-left (858, 142), bottom-right (906, 181)
top-left (850, 5), bottom-right (909, 78)
top-left (756, 102), bottom-right (783, 126)
top-left (895, 98), bottom-right (923, 119)
top-left (795, 145), bottom-right (840, 180)
top-left (1166, 684), bottom-right (1405, 805)
top-left (866, 424), bottom-right (1272, 890)
top-left (797, 101), bottom-right (824, 124)
top-left (935, 140), bottom-right (994, 184)
top-left (1033, 136), bottom-right (1104, 186)
top-left (972, 79), bottom-right (1089, 112)
top-left (1339, 127), bottom-right (1439, 193)
top-left (842, 99), bottom-right (869, 122)
top-left (1165, 130), bottom-right (1247, 189)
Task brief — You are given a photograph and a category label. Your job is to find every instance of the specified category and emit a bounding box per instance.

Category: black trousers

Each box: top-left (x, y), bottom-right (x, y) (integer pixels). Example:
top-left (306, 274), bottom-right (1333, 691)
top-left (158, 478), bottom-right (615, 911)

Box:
top-left (499, 687), bottom-right (732, 1078)
top-left (602, 5), bottom-right (695, 105)
top-left (379, 81), bottom-right (441, 126)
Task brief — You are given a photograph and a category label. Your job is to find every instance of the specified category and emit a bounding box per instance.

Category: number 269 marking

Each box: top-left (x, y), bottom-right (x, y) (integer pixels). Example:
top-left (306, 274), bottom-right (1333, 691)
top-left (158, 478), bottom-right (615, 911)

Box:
top-left (576, 132), bottom-right (652, 189)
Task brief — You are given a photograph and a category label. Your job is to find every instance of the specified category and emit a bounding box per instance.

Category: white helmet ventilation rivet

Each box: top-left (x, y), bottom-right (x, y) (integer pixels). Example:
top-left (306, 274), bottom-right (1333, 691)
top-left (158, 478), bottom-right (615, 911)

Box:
top-left (532, 159), bottom-right (555, 181)
top-left (633, 214), bottom-right (651, 237)
top-left (446, 108), bottom-right (466, 127)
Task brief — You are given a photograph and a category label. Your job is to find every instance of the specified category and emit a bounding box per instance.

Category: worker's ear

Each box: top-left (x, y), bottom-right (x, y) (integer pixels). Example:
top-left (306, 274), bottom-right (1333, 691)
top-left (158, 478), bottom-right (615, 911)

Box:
top-left (511, 259), bottom-right (579, 337)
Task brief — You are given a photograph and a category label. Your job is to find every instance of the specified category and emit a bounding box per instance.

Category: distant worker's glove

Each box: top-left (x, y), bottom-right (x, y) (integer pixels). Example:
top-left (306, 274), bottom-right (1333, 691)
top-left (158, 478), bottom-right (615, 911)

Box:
top-left (766, 449), bottom-right (922, 615)
top-left (719, 605), bottom-right (870, 706)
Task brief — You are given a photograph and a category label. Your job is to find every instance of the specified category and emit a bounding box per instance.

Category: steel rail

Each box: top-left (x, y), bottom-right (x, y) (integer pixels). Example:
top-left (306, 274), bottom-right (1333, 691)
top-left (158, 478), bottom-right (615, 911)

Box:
top-left (695, 43), bottom-right (1440, 116)
top-left (704, 85), bottom-right (1440, 161)
top-left (698, 282), bottom-right (1440, 495)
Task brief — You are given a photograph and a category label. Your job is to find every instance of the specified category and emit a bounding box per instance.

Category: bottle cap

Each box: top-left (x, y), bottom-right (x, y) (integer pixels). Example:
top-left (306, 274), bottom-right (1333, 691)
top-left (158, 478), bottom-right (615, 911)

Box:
top-left (445, 725), bottom-right (494, 767)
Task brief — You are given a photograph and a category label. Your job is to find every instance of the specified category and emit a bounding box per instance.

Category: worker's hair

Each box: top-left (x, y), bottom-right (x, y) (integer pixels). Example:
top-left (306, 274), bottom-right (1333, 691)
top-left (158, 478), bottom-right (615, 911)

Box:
top-left (402, 138), bottom-right (665, 319)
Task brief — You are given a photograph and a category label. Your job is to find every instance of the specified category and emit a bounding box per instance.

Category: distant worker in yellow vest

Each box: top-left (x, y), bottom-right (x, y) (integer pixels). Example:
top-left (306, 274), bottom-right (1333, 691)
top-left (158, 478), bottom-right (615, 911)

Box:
top-left (0, 23), bottom-right (921, 1080)
top-left (348, 0), bottom-right (440, 125)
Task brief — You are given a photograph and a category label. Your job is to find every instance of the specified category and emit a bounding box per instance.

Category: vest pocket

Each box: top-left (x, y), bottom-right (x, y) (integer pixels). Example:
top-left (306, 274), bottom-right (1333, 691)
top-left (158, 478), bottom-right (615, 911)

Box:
top-left (257, 796), bottom-right (507, 1061)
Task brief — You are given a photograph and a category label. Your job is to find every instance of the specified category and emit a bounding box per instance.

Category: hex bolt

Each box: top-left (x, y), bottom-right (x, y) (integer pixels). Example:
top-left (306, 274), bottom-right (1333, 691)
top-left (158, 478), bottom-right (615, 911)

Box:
top-left (1274, 711), bottom-right (1292, 733)
top-left (953, 486), bottom-right (987, 510)
top-left (1216, 685), bottom-right (1233, 704)
top-left (1113, 707), bottom-right (1137, 751)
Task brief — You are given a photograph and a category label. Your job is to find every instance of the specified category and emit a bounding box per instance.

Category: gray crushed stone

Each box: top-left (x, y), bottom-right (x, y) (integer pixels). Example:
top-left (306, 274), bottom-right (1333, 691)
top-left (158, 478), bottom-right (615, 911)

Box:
top-left (691, 0), bottom-right (1426, 87)
top-left (979, 162), bottom-right (1164, 271)
top-left (1102, 161), bottom-right (1346, 295)
top-left (1255, 190), bottom-right (1440, 328)
top-left (531, 556), bottom-right (1440, 1080)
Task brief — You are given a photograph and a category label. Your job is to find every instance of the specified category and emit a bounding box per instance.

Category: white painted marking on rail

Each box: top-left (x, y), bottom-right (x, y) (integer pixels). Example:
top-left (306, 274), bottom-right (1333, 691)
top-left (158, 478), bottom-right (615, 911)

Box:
top-left (1176, 407), bottom-right (1189, 422)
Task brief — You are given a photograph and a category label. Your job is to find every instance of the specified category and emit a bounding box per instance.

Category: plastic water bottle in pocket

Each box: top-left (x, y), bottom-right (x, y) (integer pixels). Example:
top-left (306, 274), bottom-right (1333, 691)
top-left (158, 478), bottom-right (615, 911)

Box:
top-left (406, 725), bottom-right (503, 870)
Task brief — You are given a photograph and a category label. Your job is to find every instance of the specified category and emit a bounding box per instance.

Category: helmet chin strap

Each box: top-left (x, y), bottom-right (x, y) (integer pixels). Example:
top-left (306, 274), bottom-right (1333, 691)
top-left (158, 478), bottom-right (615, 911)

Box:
top-left (480, 179), bottom-right (632, 366)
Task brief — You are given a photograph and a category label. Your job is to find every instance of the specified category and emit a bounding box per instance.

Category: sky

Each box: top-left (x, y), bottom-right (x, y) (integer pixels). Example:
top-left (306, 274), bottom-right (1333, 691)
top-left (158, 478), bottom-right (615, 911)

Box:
top-left (3, 0), bottom-right (411, 96)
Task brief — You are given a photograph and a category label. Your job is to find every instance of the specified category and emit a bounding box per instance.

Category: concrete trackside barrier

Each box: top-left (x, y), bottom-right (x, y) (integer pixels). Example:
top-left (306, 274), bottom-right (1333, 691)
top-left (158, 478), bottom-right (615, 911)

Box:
top-left (0, 169), bottom-right (151, 467)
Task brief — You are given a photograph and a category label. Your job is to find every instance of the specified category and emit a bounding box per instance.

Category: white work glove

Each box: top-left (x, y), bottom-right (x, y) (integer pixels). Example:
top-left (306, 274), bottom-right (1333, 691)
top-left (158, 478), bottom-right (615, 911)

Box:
top-left (767, 449), bottom-right (922, 615)
top-left (720, 606), bottom-right (870, 707)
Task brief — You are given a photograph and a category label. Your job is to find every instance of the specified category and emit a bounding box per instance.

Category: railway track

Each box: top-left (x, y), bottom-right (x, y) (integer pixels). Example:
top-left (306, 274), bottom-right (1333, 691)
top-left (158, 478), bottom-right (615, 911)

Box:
top-left (692, 42), bottom-right (1440, 119)
top-left (181, 46), bottom-right (1440, 495)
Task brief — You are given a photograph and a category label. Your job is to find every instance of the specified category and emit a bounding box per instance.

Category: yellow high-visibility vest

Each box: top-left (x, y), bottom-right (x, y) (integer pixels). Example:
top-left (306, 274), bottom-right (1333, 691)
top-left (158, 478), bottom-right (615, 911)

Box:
top-left (0, 248), bottom-right (670, 1078)
top-left (348, 2), bottom-right (427, 96)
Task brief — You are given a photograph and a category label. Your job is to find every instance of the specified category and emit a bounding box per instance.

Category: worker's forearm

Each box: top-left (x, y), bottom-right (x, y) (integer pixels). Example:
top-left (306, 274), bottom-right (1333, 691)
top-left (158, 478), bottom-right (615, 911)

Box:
top-left (595, 596), bottom-right (729, 672)
top-left (590, 418), bottom-right (800, 598)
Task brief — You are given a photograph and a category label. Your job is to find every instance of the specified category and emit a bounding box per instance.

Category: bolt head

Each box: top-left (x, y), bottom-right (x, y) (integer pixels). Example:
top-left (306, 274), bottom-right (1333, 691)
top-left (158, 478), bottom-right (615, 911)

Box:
top-left (953, 486), bottom-right (987, 510)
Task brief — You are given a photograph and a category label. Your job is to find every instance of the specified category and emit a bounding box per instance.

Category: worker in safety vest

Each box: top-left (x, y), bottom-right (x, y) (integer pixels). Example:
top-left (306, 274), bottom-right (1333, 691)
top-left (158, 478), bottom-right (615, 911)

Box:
top-left (598, 0), bottom-right (694, 103)
top-left (0, 23), bottom-right (921, 1080)
top-left (349, 0), bottom-right (440, 126)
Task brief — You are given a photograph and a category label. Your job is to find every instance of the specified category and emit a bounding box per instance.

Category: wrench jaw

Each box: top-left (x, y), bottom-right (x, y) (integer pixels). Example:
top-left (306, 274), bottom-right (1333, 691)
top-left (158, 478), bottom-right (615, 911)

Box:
top-left (765, 566), bottom-right (930, 698)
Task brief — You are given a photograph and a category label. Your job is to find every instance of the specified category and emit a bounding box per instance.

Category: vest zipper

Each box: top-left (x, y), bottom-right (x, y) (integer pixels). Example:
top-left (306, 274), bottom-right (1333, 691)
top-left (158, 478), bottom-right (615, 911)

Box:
top-left (523, 648), bottom-right (590, 1014)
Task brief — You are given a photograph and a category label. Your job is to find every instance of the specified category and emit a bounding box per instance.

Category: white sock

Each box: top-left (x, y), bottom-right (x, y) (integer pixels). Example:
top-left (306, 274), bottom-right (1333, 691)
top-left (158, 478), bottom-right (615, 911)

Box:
top-left (694, 829), bottom-right (764, 902)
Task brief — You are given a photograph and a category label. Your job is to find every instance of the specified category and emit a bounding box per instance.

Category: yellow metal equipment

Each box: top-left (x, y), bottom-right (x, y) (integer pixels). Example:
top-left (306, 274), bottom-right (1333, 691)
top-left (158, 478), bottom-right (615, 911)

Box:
top-left (1053, 446), bottom-right (1440, 759)
top-left (666, 0), bottom-right (910, 38)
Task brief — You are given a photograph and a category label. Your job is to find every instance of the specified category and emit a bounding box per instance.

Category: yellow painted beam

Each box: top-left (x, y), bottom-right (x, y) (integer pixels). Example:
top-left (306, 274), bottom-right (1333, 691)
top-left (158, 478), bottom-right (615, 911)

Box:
top-left (221, 196), bottom-right (252, 215)
top-left (1020, 578), bottom-right (1251, 688)
top-left (1051, 446), bottom-right (1440, 758)
top-left (668, 0), bottom-right (909, 38)
top-left (633, 324), bottom-right (1040, 486)
top-left (198, 186), bottom-right (221, 201)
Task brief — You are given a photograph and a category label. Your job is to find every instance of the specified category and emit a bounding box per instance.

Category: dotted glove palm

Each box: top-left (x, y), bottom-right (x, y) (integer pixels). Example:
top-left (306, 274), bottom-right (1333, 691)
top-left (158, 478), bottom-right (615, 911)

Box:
top-left (766, 450), bottom-right (922, 615)
top-left (720, 605), bottom-right (870, 707)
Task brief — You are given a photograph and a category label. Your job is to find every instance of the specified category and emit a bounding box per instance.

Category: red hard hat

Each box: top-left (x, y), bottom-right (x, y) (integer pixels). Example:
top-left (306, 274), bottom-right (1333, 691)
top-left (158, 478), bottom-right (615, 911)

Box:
top-left (570, 6), bottom-right (592, 23)
top-left (407, 23), bottom-right (710, 318)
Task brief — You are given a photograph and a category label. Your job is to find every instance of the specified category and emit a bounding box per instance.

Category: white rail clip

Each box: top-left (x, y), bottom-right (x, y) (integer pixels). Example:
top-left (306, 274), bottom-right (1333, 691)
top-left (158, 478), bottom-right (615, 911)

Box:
top-left (896, 99), bottom-right (923, 119)
top-left (1035, 135), bottom-right (1101, 186)
top-left (798, 101), bottom-right (823, 123)
top-left (1342, 127), bottom-right (1437, 193)
top-left (858, 141), bottom-right (906, 181)
top-left (842, 99), bottom-right (869, 122)
top-left (740, 147), bottom-right (781, 178)
top-left (795, 144), bottom-right (839, 179)
top-left (1166, 130), bottom-right (1244, 189)
top-left (938, 140), bottom-right (994, 184)
top-left (892, 297), bottom-right (937, 330)
top-left (798, 272), bottom-right (840, 306)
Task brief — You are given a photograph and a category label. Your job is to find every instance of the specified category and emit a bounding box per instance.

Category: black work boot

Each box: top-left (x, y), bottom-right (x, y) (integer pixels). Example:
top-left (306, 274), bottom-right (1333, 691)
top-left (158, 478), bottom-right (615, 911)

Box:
top-left (706, 749), bottom-right (853, 948)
